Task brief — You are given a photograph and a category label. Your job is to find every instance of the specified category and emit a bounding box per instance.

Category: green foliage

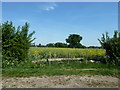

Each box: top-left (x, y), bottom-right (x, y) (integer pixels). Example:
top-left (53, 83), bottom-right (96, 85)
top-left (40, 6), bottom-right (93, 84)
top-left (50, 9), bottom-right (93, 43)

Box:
top-left (98, 30), bottom-right (120, 66)
top-left (37, 43), bottom-right (41, 47)
top-left (46, 43), bottom-right (55, 47)
top-left (55, 42), bottom-right (67, 48)
top-left (31, 43), bottom-right (36, 47)
top-left (41, 42), bottom-right (67, 48)
top-left (2, 21), bottom-right (35, 67)
top-left (66, 34), bottom-right (84, 48)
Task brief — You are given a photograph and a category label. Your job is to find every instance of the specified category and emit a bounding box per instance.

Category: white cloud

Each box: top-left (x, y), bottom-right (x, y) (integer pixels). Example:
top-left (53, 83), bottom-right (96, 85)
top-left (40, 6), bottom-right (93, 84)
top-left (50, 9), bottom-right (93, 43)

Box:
top-left (38, 2), bottom-right (58, 11)
top-left (45, 6), bottom-right (55, 11)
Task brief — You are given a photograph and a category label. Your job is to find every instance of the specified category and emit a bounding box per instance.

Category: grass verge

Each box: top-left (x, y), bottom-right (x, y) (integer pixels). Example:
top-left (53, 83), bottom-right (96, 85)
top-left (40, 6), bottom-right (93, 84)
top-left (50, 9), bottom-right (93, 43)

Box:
top-left (2, 61), bottom-right (119, 77)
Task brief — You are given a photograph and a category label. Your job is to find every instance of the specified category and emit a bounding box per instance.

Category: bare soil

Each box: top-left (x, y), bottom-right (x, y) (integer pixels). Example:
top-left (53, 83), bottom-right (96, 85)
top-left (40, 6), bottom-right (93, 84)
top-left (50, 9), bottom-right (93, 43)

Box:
top-left (2, 75), bottom-right (119, 88)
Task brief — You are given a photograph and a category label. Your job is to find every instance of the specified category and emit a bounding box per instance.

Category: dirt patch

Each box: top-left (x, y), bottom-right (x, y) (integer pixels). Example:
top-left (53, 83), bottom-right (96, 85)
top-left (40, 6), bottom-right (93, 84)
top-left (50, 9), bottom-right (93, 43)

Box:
top-left (2, 75), bottom-right (118, 88)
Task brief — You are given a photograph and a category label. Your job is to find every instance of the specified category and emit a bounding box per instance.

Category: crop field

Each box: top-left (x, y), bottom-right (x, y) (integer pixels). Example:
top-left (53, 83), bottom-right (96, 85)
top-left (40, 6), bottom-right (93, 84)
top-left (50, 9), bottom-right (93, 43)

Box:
top-left (29, 47), bottom-right (106, 61)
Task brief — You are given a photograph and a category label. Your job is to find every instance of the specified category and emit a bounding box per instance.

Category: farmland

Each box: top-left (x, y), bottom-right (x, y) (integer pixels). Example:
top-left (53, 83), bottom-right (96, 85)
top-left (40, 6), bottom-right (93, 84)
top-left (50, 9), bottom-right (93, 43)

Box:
top-left (29, 47), bottom-right (106, 61)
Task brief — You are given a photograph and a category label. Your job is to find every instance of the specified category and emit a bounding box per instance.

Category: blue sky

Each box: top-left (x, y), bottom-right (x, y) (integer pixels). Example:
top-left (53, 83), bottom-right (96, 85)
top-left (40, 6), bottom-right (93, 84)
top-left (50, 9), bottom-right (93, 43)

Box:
top-left (2, 2), bottom-right (118, 46)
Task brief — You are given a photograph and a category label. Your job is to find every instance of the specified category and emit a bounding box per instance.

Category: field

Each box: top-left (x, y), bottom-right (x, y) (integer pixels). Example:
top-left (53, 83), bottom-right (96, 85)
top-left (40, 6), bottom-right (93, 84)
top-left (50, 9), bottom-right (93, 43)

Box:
top-left (2, 47), bottom-right (119, 88)
top-left (29, 47), bottom-right (106, 61)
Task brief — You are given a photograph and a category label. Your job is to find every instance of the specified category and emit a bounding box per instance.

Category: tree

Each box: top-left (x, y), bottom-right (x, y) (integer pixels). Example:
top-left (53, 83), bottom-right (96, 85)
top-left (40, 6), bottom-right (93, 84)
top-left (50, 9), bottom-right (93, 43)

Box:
top-left (37, 43), bottom-right (41, 47)
top-left (66, 34), bottom-right (83, 48)
top-left (46, 43), bottom-right (55, 47)
top-left (2, 21), bottom-right (35, 67)
top-left (55, 42), bottom-right (67, 48)
top-left (98, 30), bottom-right (120, 66)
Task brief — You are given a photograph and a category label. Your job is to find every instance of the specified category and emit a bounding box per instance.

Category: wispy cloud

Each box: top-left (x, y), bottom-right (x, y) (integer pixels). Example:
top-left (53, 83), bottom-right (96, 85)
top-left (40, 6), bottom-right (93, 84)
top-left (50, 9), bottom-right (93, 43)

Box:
top-left (38, 2), bottom-right (58, 11)
top-left (44, 6), bottom-right (55, 11)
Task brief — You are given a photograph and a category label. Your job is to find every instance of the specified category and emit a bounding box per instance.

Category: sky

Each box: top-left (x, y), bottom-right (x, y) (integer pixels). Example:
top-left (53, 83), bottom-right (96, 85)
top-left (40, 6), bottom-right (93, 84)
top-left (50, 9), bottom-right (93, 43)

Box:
top-left (2, 2), bottom-right (118, 46)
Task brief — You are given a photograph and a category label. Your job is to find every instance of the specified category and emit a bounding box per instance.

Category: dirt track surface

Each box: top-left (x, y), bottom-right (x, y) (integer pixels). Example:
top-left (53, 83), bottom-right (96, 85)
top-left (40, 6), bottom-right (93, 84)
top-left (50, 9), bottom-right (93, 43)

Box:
top-left (2, 75), bottom-right (118, 88)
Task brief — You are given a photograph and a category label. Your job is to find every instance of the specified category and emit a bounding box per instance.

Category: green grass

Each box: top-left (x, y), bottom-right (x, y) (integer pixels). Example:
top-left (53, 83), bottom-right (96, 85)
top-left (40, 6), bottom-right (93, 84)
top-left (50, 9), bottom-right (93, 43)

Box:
top-left (2, 60), bottom-right (119, 77)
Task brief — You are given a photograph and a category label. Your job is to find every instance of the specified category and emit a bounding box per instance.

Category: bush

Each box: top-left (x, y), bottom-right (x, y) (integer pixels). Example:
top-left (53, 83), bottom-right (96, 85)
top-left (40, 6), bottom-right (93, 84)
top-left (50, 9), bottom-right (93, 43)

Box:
top-left (98, 30), bottom-right (120, 66)
top-left (2, 21), bottom-right (35, 67)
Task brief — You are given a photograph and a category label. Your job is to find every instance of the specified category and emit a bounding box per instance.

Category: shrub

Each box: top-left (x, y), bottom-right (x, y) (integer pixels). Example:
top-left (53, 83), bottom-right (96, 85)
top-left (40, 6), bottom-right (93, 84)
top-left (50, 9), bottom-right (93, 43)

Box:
top-left (2, 21), bottom-right (35, 67)
top-left (98, 30), bottom-right (120, 66)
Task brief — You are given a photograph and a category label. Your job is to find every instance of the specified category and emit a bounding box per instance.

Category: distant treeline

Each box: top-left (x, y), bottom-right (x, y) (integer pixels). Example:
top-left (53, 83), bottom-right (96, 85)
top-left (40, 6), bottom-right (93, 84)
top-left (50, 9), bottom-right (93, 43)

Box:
top-left (31, 43), bottom-right (102, 49)
top-left (31, 34), bottom-right (102, 49)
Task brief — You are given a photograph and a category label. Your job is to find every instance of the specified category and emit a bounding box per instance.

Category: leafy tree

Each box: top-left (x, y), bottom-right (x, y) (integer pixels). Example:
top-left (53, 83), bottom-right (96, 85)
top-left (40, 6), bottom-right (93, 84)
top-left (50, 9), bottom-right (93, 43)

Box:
top-left (46, 43), bottom-right (55, 47)
top-left (78, 44), bottom-right (86, 48)
top-left (55, 42), bottom-right (67, 48)
top-left (38, 43), bottom-right (41, 46)
top-left (66, 34), bottom-right (83, 48)
top-left (2, 21), bottom-right (35, 67)
top-left (37, 43), bottom-right (41, 47)
top-left (98, 30), bottom-right (120, 66)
